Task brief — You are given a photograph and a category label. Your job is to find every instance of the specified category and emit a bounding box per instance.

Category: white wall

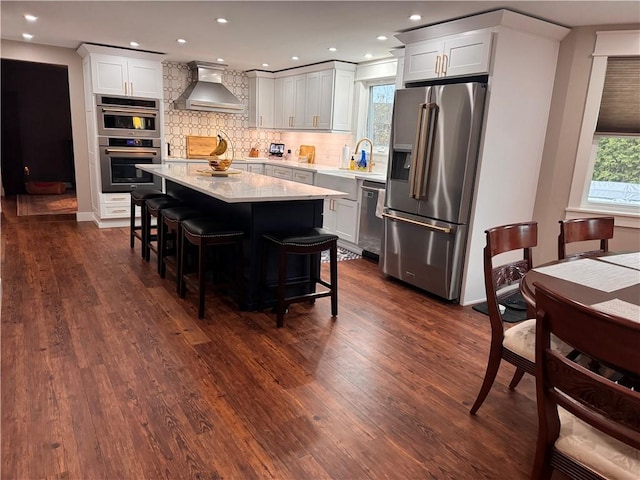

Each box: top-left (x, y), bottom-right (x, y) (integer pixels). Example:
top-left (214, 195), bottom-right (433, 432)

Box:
top-left (533, 24), bottom-right (640, 264)
top-left (1, 40), bottom-right (92, 221)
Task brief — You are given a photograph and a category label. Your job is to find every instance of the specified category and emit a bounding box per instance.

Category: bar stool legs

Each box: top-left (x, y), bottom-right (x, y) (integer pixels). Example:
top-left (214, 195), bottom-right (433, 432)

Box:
top-left (262, 229), bottom-right (339, 328)
top-left (179, 218), bottom-right (245, 319)
top-left (129, 189), bottom-right (165, 257)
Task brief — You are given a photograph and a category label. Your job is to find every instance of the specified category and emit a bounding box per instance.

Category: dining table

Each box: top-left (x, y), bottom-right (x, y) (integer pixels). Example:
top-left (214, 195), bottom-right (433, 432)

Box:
top-left (520, 251), bottom-right (640, 386)
top-left (520, 251), bottom-right (640, 320)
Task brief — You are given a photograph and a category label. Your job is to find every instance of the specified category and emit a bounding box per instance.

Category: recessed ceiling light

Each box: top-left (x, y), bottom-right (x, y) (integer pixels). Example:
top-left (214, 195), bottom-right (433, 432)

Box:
top-left (291, 56), bottom-right (299, 61)
top-left (376, 35), bottom-right (388, 41)
top-left (216, 18), bottom-right (228, 24)
top-left (130, 41), bottom-right (139, 47)
top-left (409, 14), bottom-right (422, 21)
top-left (216, 58), bottom-right (225, 62)
top-left (262, 63), bottom-right (269, 67)
top-left (328, 47), bottom-right (337, 52)
top-left (24, 14), bottom-right (38, 22)
top-left (177, 38), bottom-right (187, 44)
top-left (364, 53), bottom-right (373, 59)
top-left (22, 33), bottom-right (33, 40)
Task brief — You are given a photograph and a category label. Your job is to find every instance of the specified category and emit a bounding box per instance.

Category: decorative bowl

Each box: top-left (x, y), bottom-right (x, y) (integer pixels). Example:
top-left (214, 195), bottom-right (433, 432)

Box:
top-left (208, 156), bottom-right (232, 171)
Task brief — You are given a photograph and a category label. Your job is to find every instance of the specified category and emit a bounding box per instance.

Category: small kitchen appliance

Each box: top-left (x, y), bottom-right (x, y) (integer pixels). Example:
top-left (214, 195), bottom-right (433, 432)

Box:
top-left (269, 143), bottom-right (285, 157)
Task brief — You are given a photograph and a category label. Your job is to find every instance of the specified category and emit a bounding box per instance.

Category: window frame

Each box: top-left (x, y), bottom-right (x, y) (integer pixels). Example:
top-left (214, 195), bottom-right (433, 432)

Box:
top-left (364, 80), bottom-right (396, 157)
top-left (566, 30), bottom-right (640, 228)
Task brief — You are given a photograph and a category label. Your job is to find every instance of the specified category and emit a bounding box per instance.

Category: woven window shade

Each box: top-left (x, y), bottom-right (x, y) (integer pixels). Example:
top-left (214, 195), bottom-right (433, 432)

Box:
top-left (596, 57), bottom-right (640, 135)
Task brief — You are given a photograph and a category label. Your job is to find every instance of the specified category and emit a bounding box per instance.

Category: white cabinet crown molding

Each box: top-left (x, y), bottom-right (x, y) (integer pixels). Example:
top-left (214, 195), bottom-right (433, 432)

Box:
top-left (76, 43), bottom-right (166, 62)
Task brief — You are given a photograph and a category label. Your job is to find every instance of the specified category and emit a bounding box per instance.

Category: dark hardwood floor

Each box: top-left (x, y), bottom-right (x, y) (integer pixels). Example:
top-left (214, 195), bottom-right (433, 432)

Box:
top-left (1, 196), bottom-right (547, 479)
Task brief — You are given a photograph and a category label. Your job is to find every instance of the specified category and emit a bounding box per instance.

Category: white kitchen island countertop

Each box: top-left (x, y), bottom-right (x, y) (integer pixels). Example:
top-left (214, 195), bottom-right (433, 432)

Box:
top-left (136, 164), bottom-right (347, 203)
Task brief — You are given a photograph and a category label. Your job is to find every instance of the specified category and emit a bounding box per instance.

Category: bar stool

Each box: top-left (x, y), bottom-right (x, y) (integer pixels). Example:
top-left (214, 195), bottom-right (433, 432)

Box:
top-left (129, 189), bottom-right (166, 257)
top-left (261, 228), bottom-right (338, 328)
top-left (179, 218), bottom-right (245, 319)
top-left (158, 205), bottom-right (203, 292)
top-left (144, 196), bottom-right (183, 263)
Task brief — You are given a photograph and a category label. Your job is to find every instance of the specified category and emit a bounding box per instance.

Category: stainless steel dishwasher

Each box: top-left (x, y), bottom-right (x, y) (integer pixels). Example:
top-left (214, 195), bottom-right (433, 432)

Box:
top-left (358, 180), bottom-right (386, 260)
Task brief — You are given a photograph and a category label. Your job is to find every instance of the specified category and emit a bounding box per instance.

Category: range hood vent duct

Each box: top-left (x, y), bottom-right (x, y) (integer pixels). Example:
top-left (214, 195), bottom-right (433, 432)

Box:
top-left (174, 61), bottom-right (244, 113)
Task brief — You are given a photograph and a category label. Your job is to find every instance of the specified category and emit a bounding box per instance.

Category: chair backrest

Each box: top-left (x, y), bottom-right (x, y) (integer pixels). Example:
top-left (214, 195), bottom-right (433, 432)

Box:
top-left (557, 216), bottom-right (614, 260)
top-left (483, 221), bottom-right (537, 331)
top-left (534, 282), bottom-right (640, 457)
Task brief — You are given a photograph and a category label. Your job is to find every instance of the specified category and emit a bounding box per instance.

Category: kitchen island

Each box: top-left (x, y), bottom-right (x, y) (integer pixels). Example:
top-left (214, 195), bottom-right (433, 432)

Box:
top-left (136, 164), bottom-right (347, 310)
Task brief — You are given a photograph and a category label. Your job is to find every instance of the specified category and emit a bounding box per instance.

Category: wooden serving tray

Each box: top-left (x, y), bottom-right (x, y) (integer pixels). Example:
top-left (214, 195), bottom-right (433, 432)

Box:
top-left (186, 135), bottom-right (217, 159)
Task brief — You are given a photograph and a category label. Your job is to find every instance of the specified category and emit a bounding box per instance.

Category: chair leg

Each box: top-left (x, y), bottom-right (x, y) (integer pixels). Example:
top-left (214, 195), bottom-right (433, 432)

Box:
top-left (276, 247), bottom-right (287, 328)
top-left (508, 367), bottom-right (526, 389)
top-left (197, 241), bottom-right (206, 319)
top-left (330, 243), bottom-right (338, 317)
top-left (175, 225), bottom-right (182, 295)
top-left (130, 197), bottom-right (136, 249)
top-left (157, 214), bottom-right (165, 275)
top-left (470, 343), bottom-right (502, 415)
top-left (141, 204), bottom-right (149, 259)
top-left (235, 240), bottom-right (245, 309)
top-left (179, 231), bottom-right (188, 299)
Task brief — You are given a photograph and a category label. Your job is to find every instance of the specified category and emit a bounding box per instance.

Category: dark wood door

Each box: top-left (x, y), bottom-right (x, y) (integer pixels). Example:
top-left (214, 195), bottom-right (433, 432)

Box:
top-left (1, 59), bottom-right (75, 194)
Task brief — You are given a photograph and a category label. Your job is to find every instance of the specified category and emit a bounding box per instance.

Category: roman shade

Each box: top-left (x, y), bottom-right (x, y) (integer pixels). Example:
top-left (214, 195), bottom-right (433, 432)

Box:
top-left (595, 57), bottom-right (640, 135)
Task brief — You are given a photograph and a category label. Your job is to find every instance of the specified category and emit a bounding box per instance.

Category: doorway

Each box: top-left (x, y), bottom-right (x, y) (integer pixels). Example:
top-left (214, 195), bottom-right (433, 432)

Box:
top-left (1, 59), bottom-right (76, 203)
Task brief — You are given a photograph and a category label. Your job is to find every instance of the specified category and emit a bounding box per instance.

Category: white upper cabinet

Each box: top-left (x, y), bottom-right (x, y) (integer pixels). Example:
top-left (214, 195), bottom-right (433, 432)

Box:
top-left (77, 44), bottom-right (164, 99)
top-left (404, 31), bottom-right (492, 83)
top-left (91, 54), bottom-right (162, 98)
top-left (248, 74), bottom-right (275, 128)
top-left (255, 61), bottom-right (355, 132)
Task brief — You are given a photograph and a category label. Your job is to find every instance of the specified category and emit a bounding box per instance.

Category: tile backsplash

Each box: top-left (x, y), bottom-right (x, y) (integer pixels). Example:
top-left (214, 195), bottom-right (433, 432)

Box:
top-left (162, 61), bottom-right (357, 168)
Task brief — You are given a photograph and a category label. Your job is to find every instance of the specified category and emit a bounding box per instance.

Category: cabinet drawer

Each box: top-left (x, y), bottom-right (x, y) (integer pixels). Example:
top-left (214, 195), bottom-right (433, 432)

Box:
top-left (271, 166), bottom-right (293, 180)
top-left (102, 193), bottom-right (131, 204)
top-left (292, 170), bottom-right (314, 185)
top-left (100, 203), bottom-right (131, 218)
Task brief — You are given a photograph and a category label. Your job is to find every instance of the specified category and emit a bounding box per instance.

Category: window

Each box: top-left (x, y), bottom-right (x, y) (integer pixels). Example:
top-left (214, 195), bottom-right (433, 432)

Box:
top-left (567, 31), bottom-right (640, 226)
top-left (366, 83), bottom-right (395, 155)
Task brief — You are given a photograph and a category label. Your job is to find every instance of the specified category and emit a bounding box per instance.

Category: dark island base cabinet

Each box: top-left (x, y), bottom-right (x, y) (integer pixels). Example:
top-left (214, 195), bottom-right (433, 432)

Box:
top-left (166, 180), bottom-right (324, 310)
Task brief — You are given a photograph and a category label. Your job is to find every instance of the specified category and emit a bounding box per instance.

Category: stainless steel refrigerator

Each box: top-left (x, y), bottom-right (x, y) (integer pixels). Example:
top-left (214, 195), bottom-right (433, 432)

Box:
top-left (380, 81), bottom-right (487, 301)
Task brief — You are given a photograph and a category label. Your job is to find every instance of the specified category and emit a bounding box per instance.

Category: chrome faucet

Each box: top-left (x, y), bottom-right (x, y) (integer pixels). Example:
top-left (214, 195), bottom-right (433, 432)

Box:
top-left (354, 138), bottom-right (374, 172)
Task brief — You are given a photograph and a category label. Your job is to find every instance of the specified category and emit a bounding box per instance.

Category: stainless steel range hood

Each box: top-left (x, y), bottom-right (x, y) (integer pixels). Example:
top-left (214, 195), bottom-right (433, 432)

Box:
top-left (174, 61), bottom-right (244, 113)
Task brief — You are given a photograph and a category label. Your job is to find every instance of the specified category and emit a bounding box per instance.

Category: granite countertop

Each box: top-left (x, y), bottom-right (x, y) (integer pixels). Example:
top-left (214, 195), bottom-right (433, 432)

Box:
top-left (164, 156), bottom-right (387, 183)
top-left (136, 164), bottom-right (347, 204)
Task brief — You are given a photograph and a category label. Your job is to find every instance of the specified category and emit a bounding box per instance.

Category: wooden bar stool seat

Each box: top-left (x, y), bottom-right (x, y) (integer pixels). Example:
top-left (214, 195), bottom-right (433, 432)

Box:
top-left (261, 228), bottom-right (338, 328)
top-left (129, 189), bottom-right (166, 257)
top-left (158, 206), bottom-right (203, 293)
top-left (144, 196), bottom-right (183, 263)
top-left (179, 218), bottom-right (245, 319)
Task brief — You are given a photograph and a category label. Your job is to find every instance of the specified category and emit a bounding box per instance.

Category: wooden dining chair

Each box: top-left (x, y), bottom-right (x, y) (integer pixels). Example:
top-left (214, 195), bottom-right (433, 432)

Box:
top-left (531, 282), bottom-right (640, 480)
top-left (557, 216), bottom-right (614, 260)
top-left (471, 221), bottom-right (538, 414)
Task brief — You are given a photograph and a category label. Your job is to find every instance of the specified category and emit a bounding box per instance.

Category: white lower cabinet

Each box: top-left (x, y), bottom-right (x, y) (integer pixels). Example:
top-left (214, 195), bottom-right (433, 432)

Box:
top-left (323, 198), bottom-right (358, 243)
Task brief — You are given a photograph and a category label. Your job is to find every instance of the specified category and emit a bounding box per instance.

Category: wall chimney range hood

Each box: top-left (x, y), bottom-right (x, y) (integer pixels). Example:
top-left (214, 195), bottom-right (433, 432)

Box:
top-left (174, 61), bottom-right (244, 113)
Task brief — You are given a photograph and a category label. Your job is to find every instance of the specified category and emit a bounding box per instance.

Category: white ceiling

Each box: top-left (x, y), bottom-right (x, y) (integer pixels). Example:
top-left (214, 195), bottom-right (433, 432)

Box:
top-left (2, 1), bottom-right (639, 72)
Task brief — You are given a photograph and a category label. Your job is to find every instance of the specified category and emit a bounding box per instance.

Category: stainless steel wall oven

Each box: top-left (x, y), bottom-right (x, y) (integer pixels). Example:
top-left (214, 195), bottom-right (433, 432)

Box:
top-left (99, 137), bottom-right (162, 192)
top-left (96, 95), bottom-right (160, 138)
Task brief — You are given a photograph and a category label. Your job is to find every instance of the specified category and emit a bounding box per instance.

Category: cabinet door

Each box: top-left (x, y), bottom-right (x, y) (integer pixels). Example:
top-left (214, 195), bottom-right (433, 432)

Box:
top-left (92, 54), bottom-right (128, 95)
top-left (274, 77), bottom-right (285, 129)
top-left (247, 163), bottom-right (264, 174)
top-left (282, 76), bottom-right (296, 128)
top-left (127, 59), bottom-right (163, 98)
top-left (293, 74), bottom-right (306, 129)
top-left (306, 70), bottom-right (335, 129)
top-left (331, 69), bottom-right (354, 131)
top-left (248, 77), bottom-right (275, 128)
top-left (292, 169), bottom-right (314, 185)
top-left (404, 39), bottom-right (444, 83)
top-left (442, 32), bottom-right (492, 78)
top-left (322, 199), bottom-right (337, 233)
top-left (334, 199), bottom-right (358, 243)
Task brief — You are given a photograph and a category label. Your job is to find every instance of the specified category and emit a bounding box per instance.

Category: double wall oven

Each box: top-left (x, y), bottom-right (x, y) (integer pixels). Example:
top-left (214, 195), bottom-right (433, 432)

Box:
top-left (96, 95), bottom-right (162, 193)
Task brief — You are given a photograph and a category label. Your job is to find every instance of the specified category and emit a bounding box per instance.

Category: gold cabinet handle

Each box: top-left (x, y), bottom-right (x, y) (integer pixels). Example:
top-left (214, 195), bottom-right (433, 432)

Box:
top-left (259, 115), bottom-right (263, 127)
top-left (382, 212), bottom-right (451, 234)
top-left (442, 54), bottom-right (448, 75)
top-left (130, 82), bottom-right (134, 96)
top-left (435, 55), bottom-right (441, 75)
top-left (124, 82), bottom-right (128, 95)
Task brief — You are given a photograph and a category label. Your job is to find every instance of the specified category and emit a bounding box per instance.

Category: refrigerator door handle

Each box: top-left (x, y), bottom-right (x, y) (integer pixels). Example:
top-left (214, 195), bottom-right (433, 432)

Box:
top-left (382, 212), bottom-right (452, 234)
top-left (409, 103), bottom-right (429, 198)
top-left (410, 102), bottom-right (438, 200)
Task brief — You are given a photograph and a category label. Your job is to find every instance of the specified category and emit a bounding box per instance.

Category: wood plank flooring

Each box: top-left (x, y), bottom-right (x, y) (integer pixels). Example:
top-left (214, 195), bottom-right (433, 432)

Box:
top-left (1, 197), bottom-right (548, 479)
